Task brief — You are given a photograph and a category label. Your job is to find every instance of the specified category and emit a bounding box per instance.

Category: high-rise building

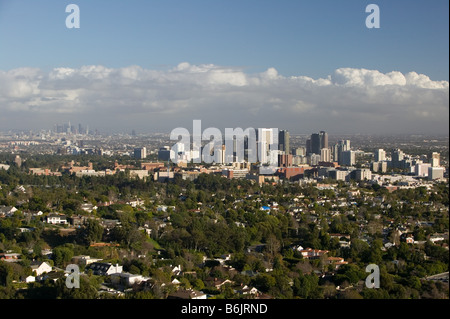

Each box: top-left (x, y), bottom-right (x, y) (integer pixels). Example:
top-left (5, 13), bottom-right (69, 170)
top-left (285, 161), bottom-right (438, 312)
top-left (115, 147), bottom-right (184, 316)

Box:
top-left (415, 163), bottom-right (431, 177)
top-left (320, 131), bottom-right (328, 150)
top-left (431, 152), bottom-right (440, 167)
top-left (306, 139), bottom-right (312, 155)
top-left (279, 130), bottom-right (290, 154)
top-left (309, 153), bottom-right (321, 166)
top-left (258, 128), bottom-right (278, 164)
top-left (320, 148), bottom-right (332, 162)
top-left (215, 145), bottom-right (226, 164)
top-left (292, 147), bottom-right (306, 156)
top-left (311, 133), bottom-right (322, 155)
top-left (355, 169), bottom-right (372, 181)
top-left (334, 140), bottom-right (351, 165)
top-left (391, 149), bottom-right (404, 168)
top-left (375, 149), bottom-right (386, 162)
top-left (341, 150), bottom-right (355, 166)
top-left (309, 131), bottom-right (329, 155)
top-left (158, 147), bottom-right (171, 161)
top-left (428, 167), bottom-right (444, 180)
top-left (371, 161), bottom-right (387, 173)
top-left (134, 147), bottom-right (147, 159)
top-left (278, 154), bottom-right (293, 167)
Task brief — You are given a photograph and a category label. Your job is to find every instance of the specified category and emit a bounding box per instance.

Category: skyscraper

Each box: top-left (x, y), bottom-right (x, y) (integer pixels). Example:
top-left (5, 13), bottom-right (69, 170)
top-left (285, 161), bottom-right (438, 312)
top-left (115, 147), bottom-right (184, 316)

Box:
top-left (320, 131), bottom-right (328, 150)
top-left (310, 131), bottom-right (328, 155)
top-left (134, 147), bottom-right (147, 159)
top-left (320, 148), bottom-right (332, 162)
top-left (375, 149), bottom-right (386, 162)
top-left (279, 130), bottom-right (290, 154)
top-left (431, 152), bottom-right (440, 167)
top-left (258, 128), bottom-right (278, 164)
top-left (391, 149), bottom-right (404, 168)
top-left (341, 150), bottom-right (355, 166)
top-left (311, 133), bottom-right (321, 155)
top-left (332, 139), bottom-right (350, 165)
top-left (306, 139), bottom-right (312, 155)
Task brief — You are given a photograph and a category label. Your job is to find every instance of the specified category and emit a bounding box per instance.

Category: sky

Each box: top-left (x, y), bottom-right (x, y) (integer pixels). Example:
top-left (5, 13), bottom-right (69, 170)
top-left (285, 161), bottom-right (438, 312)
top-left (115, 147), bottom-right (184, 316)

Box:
top-left (0, 0), bottom-right (448, 134)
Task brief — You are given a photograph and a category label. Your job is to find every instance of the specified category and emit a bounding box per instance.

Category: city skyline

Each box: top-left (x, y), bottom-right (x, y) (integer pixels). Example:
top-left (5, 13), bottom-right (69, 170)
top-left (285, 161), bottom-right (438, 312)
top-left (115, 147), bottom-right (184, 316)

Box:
top-left (0, 0), bottom-right (448, 135)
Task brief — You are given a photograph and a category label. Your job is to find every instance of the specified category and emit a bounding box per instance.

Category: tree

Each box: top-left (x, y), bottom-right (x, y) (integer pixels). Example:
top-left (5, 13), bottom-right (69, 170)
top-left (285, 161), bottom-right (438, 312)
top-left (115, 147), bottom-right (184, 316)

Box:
top-left (0, 262), bottom-right (13, 288)
top-left (52, 245), bottom-right (74, 267)
top-left (251, 274), bottom-right (276, 293)
top-left (77, 219), bottom-right (104, 245)
top-left (293, 272), bottom-right (321, 299)
top-left (265, 235), bottom-right (281, 264)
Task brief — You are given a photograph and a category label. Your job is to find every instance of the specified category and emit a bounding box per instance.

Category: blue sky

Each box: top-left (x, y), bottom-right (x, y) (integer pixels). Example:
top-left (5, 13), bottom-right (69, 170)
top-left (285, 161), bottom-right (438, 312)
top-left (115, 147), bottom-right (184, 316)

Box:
top-left (0, 0), bottom-right (448, 80)
top-left (0, 1), bottom-right (448, 134)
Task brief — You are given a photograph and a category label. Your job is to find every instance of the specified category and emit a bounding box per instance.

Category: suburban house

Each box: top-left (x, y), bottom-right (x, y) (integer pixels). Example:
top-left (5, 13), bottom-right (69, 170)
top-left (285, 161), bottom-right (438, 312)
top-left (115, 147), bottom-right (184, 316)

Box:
top-left (210, 278), bottom-right (234, 290)
top-left (299, 248), bottom-right (329, 260)
top-left (80, 203), bottom-right (98, 213)
top-left (85, 262), bottom-right (123, 276)
top-left (46, 213), bottom-right (68, 225)
top-left (171, 265), bottom-right (182, 276)
top-left (237, 285), bottom-right (260, 296)
top-left (326, 256), bottom-right (349, 270)
top-left (0, 253), bottom-right (21, 262)
top-left (30, 261), bottom-right (52, 276)
top-left (167, 288), bottom-right (207, 300)
top-left (111, 272), bottom-right (146, 287)
top-left (0, 206), bottom-right (18, 217)
top-left (71, 255), bottom-right (103, 266)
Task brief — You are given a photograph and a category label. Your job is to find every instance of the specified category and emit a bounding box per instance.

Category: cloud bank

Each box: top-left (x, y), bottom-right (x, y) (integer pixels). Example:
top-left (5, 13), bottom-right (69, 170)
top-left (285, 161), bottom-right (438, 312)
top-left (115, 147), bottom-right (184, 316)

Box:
top-left (0, 63), bottom-right (448, 134)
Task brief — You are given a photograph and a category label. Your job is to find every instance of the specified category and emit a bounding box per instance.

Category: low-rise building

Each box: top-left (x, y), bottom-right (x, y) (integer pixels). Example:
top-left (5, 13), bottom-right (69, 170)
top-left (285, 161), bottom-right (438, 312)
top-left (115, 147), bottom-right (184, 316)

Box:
top-left (85, 262), bottom-right (123, 276)
top-left (30, 261), bottom-right (53, 276)
top-left (46, 213), bottom-right (68, 225)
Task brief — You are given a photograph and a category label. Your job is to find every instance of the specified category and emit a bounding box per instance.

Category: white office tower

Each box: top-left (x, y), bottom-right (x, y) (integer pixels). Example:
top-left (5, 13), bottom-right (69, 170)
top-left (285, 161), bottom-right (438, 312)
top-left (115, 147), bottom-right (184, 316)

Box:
top-left (171, 141), bottom-right (191, 163)
top-left (214, 145), bottom-right (226, 164)
top-left (334, 140), bottom-right (351, 164)
top-left (431, 152), bottom-right (440, 167)
top-left (320, 148), bottom-right (332, 162)
top-left (428, 167), bottom-right (444, 180)
top-left (258, 128), bottom-right (278, 165)
top-left (375, 149), bottom-right (386, 162)
top-left (415, 163), bottom-right (431, 177)
top-left (356, 169), bottom-right (372, 181)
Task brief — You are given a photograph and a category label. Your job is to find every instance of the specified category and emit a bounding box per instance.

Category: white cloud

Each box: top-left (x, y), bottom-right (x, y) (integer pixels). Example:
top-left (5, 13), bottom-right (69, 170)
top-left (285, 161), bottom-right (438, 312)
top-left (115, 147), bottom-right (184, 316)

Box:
top-left (0, 64), bottom-right (448, 134)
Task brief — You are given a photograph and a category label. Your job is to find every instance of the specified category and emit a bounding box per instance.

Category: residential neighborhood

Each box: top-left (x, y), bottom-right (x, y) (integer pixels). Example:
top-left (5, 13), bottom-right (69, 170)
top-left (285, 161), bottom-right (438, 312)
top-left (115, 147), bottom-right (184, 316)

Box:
top-left (0, 132), bottom-right (448, 300)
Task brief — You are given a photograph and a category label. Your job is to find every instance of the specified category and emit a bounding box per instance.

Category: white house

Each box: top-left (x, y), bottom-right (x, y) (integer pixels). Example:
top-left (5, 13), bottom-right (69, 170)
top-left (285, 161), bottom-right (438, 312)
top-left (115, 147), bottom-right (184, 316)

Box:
top-left (30, 261), bottom-right (52, 276)
top-left (171, 265), bottom-right (182, 276)
top-left (171, 278), bottom-right (181, 285)
top-left (0, 206), bottom-right (18, 217)
top-left (46, 213), bottom-right (68, 225)
top-left (239, 285), bottom-right (260, 295)
top-left (111, 272), bottom-right (144, 287)
top-left (25, 275), bottom-right (36, 283)
top-left (81, 203), bottom-right (98, 213)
